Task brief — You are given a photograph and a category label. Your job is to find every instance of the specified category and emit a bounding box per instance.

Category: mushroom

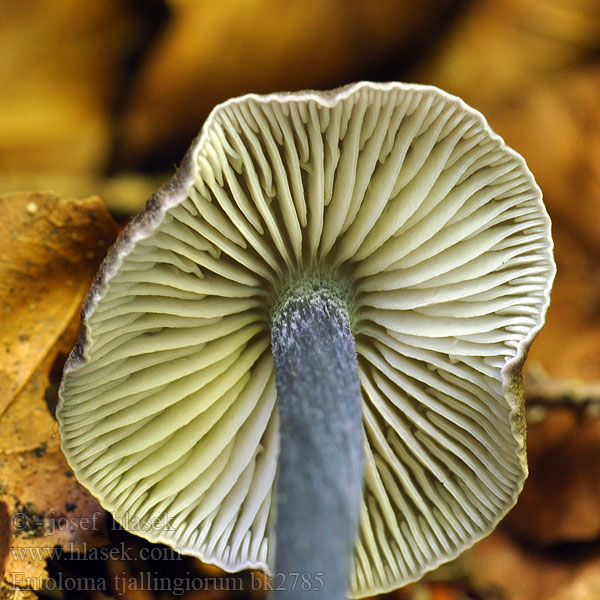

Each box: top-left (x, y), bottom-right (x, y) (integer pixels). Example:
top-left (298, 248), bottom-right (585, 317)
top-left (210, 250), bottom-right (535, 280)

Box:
top-left (58, 82), bottom-right (555, 598)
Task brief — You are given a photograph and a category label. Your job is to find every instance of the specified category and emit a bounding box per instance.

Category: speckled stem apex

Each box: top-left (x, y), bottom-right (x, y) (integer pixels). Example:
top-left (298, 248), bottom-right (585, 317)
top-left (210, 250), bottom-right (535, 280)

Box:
top-left (270, 280), bottom-right (364, 599)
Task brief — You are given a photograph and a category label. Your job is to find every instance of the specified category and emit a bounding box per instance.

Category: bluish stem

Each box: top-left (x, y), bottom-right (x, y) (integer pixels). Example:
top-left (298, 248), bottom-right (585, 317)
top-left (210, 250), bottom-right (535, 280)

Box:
top-left (270, 281), bottom-right (364, 599)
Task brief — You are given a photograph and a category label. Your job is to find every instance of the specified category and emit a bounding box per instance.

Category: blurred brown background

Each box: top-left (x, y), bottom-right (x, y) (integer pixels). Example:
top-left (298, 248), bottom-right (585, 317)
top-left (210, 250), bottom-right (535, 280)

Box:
top-left (1, 1), bottom-right (600, 599)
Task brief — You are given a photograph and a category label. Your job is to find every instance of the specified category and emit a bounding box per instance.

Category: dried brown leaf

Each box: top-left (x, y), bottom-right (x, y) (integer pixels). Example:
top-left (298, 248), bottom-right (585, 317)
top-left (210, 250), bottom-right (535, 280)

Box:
top-left (0, 344), bottom-right (109, 591)
top-left (0, 192), bottom-right (118, 593)
top-left (0, 191), bottom-right (119, 415)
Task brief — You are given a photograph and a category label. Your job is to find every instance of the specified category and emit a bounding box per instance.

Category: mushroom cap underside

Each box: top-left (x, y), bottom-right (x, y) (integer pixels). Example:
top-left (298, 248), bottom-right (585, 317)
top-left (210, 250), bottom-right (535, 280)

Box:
top-left (58, 82), bottom-right (555, 598)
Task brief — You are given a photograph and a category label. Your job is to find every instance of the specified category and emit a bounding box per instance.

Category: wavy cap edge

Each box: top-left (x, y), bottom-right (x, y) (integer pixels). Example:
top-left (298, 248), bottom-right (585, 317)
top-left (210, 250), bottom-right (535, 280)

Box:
top-left (57, 81), bottom-right (557, 598)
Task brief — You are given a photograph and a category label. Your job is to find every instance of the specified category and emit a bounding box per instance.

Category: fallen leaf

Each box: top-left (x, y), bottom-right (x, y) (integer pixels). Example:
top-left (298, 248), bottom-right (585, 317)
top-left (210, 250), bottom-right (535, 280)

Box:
top-left (0, 192), bottom-right (118, 593)
top-left (0, 191), bottom-right (119, 416)
top-left (0, 336), bottom-right (109, 593)
top-left (0, 172), bottom-right (168, 218)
